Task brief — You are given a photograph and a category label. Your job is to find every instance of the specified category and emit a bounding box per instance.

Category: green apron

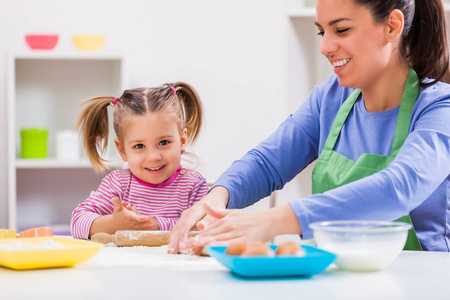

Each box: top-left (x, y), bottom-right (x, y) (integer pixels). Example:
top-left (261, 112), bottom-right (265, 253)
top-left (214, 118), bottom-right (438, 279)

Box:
top-left (311, 67), bottom-right (423, 251)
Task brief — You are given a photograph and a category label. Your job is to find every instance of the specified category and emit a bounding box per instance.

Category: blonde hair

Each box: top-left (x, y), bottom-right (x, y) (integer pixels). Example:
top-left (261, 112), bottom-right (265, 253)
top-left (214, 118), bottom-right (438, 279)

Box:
top-left (76, 82), bottom-right (203, 171)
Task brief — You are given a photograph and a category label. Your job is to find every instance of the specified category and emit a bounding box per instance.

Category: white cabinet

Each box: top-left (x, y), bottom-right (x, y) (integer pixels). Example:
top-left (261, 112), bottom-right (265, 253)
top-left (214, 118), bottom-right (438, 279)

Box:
top-left (7, 53), bottom-right (126, 233)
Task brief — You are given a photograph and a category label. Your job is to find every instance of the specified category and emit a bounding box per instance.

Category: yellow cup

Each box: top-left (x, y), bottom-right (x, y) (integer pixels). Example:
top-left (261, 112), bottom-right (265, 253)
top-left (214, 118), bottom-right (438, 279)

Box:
top-left (73, 35), bottom-right (105, 51)
top-left (0, 229), bottom-right (16, 239)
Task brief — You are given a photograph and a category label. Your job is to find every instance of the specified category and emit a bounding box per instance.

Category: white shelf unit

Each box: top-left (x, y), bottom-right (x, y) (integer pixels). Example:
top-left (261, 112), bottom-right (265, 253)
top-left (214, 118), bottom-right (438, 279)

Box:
top-left (7, 53), bottom-right (126, 232)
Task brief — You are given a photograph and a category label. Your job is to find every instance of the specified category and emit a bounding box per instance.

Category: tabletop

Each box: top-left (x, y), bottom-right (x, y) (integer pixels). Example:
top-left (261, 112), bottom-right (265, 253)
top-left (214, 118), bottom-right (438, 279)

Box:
top-left (1, 244), bottom-right (450, 300)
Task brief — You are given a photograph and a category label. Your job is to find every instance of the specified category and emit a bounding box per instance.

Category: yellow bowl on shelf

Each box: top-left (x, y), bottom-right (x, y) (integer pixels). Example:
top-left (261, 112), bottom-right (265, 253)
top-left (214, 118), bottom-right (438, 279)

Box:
top-left (72, 35), bottom-right (105, 51)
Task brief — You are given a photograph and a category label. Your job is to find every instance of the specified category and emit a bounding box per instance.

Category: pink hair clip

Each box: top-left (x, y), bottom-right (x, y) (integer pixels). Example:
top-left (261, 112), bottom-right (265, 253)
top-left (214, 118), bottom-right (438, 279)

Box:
top-left (171, 87), bottom-right (177, 95)
top-left (113, 97), bottom-right (119, 105)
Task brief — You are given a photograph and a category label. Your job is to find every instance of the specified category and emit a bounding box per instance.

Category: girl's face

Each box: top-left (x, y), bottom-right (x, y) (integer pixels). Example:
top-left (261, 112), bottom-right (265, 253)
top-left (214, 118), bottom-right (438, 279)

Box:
top-left (315, 0), bottom-right (393, 89)
top-left (115, 108), bottom-right (187, 185)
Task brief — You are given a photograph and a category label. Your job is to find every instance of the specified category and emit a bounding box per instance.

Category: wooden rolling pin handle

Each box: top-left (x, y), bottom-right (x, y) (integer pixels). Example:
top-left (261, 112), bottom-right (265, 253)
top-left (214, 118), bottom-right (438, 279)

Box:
top-left (91, 232), bottom-right (115, 244)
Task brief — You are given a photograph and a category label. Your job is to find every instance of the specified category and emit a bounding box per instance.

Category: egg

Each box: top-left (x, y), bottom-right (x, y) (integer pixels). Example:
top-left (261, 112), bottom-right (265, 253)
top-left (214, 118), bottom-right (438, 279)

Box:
top-left (240, 242), bottom-right (274, 256)
top-left (275, 241), bottom-right (305, 256)
top-left (225, 243), bottom-right (248, 255)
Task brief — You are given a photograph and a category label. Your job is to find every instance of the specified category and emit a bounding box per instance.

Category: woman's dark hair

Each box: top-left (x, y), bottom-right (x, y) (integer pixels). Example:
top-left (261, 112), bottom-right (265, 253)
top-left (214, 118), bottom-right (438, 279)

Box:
top-left (355, 0), bottom-right (450, 86)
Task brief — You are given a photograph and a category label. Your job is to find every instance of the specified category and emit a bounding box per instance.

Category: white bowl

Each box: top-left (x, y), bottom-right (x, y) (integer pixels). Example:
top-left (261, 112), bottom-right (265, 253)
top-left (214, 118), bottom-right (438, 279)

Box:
top-left (309, 221), bottom-right (411, 271)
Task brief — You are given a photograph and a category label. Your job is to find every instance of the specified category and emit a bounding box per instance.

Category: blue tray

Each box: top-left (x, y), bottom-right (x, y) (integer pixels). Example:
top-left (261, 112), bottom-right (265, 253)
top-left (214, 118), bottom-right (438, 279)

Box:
top-left (206, 244), bottom-right (336, 278)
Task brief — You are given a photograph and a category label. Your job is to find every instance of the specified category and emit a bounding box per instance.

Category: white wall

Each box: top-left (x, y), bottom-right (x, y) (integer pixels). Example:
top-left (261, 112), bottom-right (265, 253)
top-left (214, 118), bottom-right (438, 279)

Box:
top-left (0, 0), bottom-right (320, 228)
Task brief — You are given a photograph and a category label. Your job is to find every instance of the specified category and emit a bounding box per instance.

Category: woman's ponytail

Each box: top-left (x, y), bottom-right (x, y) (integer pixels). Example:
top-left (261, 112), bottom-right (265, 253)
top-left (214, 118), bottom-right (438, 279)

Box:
top-left (403, 0), bottom-right (450, 85)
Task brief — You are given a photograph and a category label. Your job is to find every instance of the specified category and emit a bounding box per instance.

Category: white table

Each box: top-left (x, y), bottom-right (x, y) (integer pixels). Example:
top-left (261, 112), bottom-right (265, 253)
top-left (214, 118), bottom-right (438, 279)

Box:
top-left (1, 245), bottom-right (449, 300)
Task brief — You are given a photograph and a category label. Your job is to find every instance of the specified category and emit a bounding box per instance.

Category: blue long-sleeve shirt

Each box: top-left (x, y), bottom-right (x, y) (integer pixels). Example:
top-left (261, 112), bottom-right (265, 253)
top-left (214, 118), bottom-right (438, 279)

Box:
top-left (214, 74), bottom-right (450, 251)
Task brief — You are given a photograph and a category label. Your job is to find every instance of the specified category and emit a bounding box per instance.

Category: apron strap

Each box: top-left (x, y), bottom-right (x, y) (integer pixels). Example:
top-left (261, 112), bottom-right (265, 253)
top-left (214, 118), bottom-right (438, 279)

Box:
top-left (322, 89), bottom-right (361, 151)
top-left (391, 68), bottom-right (420, 155)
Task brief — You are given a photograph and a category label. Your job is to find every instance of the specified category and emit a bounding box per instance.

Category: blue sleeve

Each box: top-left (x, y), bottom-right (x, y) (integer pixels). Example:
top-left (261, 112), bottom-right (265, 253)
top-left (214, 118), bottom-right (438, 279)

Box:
top-left (214, 84), bottom-right (323, 209)
top-left (291, 91), bottom-right (450, 239)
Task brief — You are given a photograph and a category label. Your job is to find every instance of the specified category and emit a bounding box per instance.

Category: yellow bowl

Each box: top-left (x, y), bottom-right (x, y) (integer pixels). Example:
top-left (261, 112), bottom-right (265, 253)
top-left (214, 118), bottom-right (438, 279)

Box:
top-left (72, 35), bottom-right (105, 51)
top-left (0, 237), bottom-right (103, 270)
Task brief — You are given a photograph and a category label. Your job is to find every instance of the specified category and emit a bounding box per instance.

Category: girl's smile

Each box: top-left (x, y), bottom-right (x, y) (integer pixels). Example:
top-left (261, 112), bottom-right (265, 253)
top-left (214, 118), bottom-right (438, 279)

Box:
top-left (145, 165), bottom-right (165, 171)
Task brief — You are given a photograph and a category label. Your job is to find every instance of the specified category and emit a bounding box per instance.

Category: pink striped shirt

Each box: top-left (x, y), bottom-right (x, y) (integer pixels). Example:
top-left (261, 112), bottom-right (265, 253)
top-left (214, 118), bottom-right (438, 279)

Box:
top-left (71, 166), bottom-right (208, 239)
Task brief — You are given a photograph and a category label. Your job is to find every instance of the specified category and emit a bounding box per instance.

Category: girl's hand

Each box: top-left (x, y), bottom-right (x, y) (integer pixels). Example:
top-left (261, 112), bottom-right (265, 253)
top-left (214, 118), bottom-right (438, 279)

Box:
top-left (188, 203), bottom-right (303, 255)
top-left (89, 197), bottom-right (155, 237)
top-left (111, 197), bottom-right (155, 230)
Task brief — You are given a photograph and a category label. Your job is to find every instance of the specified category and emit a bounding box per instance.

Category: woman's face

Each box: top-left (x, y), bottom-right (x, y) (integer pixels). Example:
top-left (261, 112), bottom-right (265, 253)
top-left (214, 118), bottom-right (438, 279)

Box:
top-left (315, 0), bottom-right (393, 89)
top-left (115, 108), bottom-right (187, 185)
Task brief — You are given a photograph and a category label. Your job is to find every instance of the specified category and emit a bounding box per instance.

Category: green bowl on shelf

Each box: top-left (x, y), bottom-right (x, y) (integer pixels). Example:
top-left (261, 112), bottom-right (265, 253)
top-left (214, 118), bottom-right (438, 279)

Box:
top-left (20, 128), bottom-right (48, 159)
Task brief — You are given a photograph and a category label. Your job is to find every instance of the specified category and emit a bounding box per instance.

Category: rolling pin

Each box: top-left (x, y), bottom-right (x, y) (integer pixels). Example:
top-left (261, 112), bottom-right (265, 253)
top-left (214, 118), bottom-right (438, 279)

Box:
top-left (91, 230), bottom-right (198, 247)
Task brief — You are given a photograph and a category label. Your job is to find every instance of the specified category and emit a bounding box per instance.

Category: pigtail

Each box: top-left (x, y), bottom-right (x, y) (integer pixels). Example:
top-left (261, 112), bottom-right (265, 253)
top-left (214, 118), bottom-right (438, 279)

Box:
top-left (76, 96), bottom-right (114, 171)
top-left (404, 0), bottom-right (450, 86)
top-left (172, 82), bottom-right (203, 144)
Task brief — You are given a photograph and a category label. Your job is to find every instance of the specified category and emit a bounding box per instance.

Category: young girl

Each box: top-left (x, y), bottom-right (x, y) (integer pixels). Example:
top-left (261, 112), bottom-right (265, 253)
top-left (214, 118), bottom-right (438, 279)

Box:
top-left (71, 82), bottom-right (208, 240)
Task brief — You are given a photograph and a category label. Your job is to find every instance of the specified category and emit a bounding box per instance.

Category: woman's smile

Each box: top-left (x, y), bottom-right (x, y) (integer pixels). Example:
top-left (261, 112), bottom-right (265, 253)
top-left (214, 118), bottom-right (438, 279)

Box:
top-left (332, 58), bottom-right (351, 67)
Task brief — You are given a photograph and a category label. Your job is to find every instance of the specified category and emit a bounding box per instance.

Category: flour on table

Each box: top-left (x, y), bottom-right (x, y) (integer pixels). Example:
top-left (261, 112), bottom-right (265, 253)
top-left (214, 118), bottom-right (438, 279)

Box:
top-left (0, 240), bottom-right (66, 251)
top-left (81, 245), bottom-right (223, 271)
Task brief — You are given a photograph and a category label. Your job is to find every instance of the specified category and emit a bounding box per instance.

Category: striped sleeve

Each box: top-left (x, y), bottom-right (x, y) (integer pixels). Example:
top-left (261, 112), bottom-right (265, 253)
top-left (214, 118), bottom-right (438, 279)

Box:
top-left (70, 171), bottom-right (123, 239)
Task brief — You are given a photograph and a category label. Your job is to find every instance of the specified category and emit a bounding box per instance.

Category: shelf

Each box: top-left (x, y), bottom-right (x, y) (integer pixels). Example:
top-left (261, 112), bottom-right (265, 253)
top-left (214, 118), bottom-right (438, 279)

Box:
top-left (7, 53), bottom-right (125, 230)
top-left (12, 52), bottom-right (124, 60)
top-left (15, 159), bottom-right (125, 169)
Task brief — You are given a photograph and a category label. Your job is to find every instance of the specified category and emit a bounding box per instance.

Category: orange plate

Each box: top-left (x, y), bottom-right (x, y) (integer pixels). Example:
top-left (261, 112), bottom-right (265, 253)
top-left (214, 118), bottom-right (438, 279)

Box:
top-left (19, 227), bottom-right (53, 238)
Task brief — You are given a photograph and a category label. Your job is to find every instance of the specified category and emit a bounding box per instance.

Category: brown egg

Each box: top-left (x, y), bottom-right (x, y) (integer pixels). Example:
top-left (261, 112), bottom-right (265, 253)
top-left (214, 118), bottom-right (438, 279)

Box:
top-left (225, 243), bottom-right (248, 255)
top-left (275, 241), bottom-right (305, 256)
top-left (240, 242), bottom-right (274, 256)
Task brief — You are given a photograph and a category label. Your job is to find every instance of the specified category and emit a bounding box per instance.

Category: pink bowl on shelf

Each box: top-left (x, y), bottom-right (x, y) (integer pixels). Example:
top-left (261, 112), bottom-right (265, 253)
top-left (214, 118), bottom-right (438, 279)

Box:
top-left (25, 34), bottom-right (59, 50)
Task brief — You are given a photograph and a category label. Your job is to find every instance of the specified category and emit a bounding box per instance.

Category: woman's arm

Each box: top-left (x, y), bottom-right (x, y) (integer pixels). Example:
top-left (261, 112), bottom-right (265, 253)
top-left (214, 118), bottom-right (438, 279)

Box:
top-left (292, 95), bottom-right (450, 239)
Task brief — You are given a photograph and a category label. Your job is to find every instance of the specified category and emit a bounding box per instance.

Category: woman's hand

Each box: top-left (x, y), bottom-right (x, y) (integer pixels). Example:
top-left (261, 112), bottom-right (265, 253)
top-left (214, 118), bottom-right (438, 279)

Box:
top-left (89, 197), bottom-right (154, 237)
top-left (188, 203), bottom-right (303, 254)
top-left (168, 186), bottom-right (229, 254)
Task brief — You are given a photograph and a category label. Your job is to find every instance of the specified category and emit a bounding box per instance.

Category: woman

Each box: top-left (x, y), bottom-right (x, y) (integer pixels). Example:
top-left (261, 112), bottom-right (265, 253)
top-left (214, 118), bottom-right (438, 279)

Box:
top-left (168, 0), bottom-right (450, 254)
